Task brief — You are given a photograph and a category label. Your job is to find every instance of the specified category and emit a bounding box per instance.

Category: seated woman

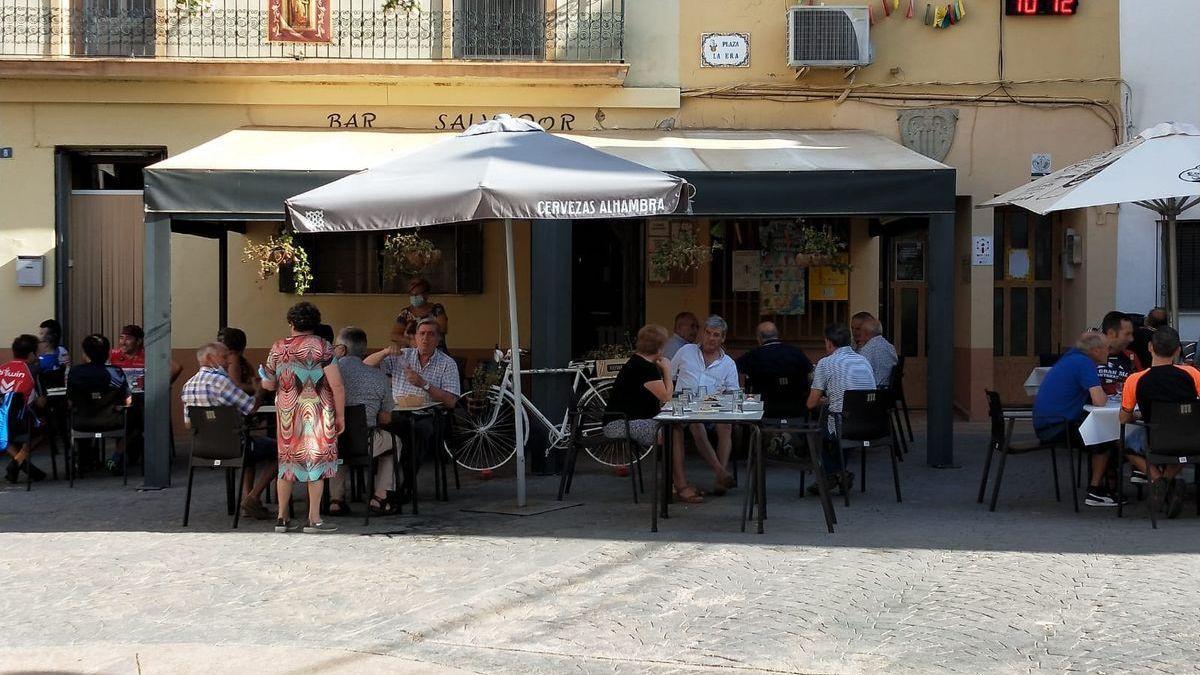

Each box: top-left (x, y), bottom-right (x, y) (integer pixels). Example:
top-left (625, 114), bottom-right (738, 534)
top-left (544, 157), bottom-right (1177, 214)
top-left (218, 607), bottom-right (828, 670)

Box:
top-left (602, 324), bottom-right (673, 483)
top-left (217, 327), bottom-right (258, 396)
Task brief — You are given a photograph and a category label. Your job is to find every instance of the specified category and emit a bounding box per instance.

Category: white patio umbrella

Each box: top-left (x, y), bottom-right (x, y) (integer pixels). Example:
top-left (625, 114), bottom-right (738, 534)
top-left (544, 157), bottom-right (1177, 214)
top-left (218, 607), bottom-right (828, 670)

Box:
top-left (285, 115), bottom-right (689, 507)
top-left (982, 122), bottom-right (1200, 323)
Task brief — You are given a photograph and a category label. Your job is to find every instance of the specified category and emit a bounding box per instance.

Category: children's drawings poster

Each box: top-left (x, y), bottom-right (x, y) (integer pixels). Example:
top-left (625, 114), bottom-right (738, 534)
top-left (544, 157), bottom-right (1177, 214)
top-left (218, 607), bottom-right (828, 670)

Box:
top-left (759, 221), bottom-right (805, 315)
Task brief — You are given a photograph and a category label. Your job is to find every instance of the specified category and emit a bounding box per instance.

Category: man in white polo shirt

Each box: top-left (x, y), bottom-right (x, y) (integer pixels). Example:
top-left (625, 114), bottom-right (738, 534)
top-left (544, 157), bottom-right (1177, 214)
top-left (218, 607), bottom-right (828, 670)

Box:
top-left (669, 315), bottom-right (739, 500)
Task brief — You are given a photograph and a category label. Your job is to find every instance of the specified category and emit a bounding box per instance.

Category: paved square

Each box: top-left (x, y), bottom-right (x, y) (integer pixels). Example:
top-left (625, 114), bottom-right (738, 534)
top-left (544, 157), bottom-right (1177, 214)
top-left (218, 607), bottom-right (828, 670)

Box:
top-left (3, 421), bottom-right (1199, 674)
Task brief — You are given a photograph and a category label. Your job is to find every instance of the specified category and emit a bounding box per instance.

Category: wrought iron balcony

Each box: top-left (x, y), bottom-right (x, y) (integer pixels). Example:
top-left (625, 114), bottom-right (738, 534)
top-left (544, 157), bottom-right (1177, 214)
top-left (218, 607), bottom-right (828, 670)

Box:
top-left (0, 0), bottom-right (623, 62)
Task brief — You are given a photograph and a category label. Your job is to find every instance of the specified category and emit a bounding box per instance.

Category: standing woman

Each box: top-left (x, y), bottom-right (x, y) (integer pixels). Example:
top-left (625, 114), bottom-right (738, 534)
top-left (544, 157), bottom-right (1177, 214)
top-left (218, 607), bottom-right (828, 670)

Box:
top-left (397, 278), bottom-right (449, 351)
top-left (261, 302), bottom-right (345, 534)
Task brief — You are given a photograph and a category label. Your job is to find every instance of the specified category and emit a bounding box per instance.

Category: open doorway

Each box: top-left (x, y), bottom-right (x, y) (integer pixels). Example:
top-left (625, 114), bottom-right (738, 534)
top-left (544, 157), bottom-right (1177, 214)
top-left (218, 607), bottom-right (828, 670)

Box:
top-left (571, 219), bottom-right (645, 358)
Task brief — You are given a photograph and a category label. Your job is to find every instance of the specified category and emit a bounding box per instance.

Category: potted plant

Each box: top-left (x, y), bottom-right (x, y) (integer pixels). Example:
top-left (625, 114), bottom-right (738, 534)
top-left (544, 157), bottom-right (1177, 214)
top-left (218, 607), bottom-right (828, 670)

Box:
top-left (243, 230), bottom-right (313, 295)
top-left (383, 231), bottom-right (442, 282)
top-left (583, 341), bottom-right (633, 378)
top-left (794, 227), bottom-right (851, 270)
top-left (467, 363), bottom-right (502, 412)
top-left (650, 229), bottom-right (722, 280)
top-left (381, 0), bottom-right (417, 11)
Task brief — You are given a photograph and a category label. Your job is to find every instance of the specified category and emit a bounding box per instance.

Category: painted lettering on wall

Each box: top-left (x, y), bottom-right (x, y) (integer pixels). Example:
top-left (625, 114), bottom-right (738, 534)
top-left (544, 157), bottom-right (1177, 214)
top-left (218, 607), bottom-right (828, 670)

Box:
top-left (435, 113), bottom-right (576, 131)
top-left (327, 113), bottom-right (377, 128)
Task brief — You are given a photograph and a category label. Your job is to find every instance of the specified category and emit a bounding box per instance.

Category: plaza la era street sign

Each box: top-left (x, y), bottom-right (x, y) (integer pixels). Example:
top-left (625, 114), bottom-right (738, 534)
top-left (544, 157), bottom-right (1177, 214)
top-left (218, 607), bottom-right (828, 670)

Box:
top-left (701, 33), bottom-right (750, 68)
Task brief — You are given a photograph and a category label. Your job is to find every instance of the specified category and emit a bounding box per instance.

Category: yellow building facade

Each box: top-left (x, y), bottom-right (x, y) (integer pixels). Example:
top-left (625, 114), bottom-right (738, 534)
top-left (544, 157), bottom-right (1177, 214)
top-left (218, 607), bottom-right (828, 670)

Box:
top-left (1, 0), bottom-right (1123, 428)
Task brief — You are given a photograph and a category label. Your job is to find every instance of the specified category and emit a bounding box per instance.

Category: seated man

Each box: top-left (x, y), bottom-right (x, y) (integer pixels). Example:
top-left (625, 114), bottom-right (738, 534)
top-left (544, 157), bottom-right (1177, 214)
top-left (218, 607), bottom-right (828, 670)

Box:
top-left (806, 323), bottom-right (877, 493)
top-left (2, 334), bottom-right (47, 483)
top-left (181, 342), bottom-right (275, 520)
top-left (1119, 326), bottom-right (1196, 519)
top-left (1033, 331), bottom-right (1119, 507)
top-left (736, 321), bottom-right (812, 418)
top-left (329, 326), bottom-right (397, 517)
top-left (663, 311), bottom-right (699, 360)
top-left (854, 314), bottom-right (899, 387)
top-left (670, 315), bottom-right (738, 498)
top-left (1097, 311), bottom-right (1143, 396)
top-left (67, 334), bottom-right (131, 472)
top-left (1129, 307), bottom-right (1168, 374)
top-left (365, 318), bottom-right (460, 501)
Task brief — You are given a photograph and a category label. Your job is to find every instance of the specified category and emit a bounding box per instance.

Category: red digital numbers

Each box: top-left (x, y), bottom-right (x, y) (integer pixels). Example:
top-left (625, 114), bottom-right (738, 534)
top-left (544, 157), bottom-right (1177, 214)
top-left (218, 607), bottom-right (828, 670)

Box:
top-left (1007, 0), bottom-right (1078, 14)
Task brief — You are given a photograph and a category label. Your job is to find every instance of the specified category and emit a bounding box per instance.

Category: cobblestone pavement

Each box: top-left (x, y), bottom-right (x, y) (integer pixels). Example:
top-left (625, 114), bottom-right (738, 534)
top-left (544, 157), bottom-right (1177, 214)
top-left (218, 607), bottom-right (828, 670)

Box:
top-left (3, 419), bottom-right (1199, 674)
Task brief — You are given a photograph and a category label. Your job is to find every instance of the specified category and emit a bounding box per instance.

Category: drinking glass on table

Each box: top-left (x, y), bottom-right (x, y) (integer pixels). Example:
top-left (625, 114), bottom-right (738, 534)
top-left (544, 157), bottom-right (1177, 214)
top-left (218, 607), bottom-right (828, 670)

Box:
top-left (671, 395), bottom-right (686, 417)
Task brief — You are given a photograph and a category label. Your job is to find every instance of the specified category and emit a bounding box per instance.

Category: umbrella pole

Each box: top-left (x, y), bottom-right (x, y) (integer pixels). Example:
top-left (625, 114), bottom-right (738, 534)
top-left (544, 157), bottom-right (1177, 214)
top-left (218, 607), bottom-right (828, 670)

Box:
top-left (504, 217), bottom-right (527, 507)
top-left (1167, 205), bottom-right (1180, 328)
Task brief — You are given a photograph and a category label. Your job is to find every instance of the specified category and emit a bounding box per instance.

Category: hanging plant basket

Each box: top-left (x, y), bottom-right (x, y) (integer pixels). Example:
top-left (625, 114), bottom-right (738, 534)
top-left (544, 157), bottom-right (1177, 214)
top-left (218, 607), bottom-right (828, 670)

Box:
top-left (794, 227), bottom-right (852, 271)
top-left (650, 230), bottom-right (722, 280)
top-left (384, 232), bottom-right (443, 282)
top-left (243, 230), bottom-right (313, 295)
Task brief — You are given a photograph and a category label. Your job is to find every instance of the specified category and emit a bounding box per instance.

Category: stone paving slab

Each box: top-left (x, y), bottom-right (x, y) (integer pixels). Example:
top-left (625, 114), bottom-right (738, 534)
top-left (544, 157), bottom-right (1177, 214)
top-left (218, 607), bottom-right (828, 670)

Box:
top-left (2, 420), bottom-right (1199, 674)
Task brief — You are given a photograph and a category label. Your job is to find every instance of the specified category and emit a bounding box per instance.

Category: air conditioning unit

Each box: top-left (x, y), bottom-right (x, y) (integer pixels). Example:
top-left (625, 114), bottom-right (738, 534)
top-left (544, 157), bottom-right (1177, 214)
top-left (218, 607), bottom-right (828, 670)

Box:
top-left (787, 5), bottom-right (872, 68)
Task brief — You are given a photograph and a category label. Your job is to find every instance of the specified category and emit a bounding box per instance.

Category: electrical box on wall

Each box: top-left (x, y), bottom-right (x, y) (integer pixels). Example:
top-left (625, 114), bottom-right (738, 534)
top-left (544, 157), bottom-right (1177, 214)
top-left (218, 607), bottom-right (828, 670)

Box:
top-left (16, 256), bottom-right (44, 287)
top-left (1063, 229), bottom-right (1082, 280)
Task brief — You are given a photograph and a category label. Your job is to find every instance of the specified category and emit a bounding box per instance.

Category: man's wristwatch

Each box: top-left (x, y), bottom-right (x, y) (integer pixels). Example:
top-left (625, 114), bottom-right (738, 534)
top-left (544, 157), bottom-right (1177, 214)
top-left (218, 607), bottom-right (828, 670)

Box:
top-left (421, 382), bottom-right (431, 391)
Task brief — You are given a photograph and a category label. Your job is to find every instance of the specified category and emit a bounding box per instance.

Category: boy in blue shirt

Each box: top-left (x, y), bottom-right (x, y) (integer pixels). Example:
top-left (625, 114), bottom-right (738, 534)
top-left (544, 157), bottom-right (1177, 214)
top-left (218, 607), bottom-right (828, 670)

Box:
top-left (1033, 331), bottom-right (1118, 507)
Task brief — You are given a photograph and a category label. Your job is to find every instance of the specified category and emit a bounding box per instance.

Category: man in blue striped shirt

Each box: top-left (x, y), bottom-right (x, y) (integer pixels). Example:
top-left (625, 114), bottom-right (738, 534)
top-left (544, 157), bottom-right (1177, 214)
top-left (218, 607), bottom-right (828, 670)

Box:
top-left (181, 342), bottom-right (275, 519)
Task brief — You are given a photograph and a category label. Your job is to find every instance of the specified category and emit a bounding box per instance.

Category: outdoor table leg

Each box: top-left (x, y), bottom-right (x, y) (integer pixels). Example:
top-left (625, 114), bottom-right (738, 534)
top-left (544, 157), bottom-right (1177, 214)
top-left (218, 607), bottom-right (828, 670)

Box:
top-left (409, 417), bottom-right (419, 516)
top-left (651, 433), bottom-right (660, 533)
top-left (755, 426), bottom-right (765, 534)
top-left (661, 422), bottom-right (672, 520)
top-left (740, 434), bottom-right (755, 533)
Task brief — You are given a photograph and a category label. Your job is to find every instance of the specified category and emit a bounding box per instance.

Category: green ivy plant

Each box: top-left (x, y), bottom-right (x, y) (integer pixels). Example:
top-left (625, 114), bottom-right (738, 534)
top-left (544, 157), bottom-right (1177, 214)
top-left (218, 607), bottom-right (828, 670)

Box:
top-left (383, 231), bottom-right (442, 282)
top-left (650, 229), bottom-right (722, 280)
top-left (243, 230), bottom-right (313, 296)
top-left (173, 0), bottom-right (207, 16)
top-left (381, 0), bottom-right (419, 11)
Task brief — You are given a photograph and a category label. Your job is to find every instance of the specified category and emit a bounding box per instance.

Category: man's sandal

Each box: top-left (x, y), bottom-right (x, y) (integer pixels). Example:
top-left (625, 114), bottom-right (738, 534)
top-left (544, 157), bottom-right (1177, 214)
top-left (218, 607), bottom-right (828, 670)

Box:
top-left (368, 496), bottom-right (399, 516)
top-left (673, 485), bottom-right (704, 503)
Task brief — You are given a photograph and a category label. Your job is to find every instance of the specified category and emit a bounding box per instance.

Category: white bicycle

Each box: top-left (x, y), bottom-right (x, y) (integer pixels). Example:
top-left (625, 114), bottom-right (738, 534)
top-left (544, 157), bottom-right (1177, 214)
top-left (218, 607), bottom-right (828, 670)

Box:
top-left (446, 357), bottom-right (650, 471)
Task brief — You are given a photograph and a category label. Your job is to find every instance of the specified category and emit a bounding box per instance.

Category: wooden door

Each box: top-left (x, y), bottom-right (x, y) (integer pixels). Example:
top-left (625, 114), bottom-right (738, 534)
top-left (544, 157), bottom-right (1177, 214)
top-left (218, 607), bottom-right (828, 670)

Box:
top-left (887, 231), bottom-right (928, 408)
top-left (67, 190), bottom-right (144, 358)
top-left (992, 209), bottom-right (1062, 404)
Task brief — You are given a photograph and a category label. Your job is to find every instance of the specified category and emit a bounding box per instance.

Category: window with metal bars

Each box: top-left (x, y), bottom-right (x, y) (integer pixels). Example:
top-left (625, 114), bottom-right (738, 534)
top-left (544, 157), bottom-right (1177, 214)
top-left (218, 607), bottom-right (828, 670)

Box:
top-left (1177, 221), bottom-right (1200, 310)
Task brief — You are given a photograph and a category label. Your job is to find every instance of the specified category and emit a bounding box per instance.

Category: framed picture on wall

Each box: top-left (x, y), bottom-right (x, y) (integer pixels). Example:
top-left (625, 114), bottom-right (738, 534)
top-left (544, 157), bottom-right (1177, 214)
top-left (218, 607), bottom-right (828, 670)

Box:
top-left (647, 219), bottom-right (698, 286)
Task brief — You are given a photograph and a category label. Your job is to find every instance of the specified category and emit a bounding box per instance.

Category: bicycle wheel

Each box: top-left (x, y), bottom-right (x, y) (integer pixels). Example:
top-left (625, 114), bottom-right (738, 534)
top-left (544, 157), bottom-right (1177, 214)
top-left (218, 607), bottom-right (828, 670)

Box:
top-left (447, 387), bottom-right (522, 471)
top-left (580, 380), bottom-right (654, 467)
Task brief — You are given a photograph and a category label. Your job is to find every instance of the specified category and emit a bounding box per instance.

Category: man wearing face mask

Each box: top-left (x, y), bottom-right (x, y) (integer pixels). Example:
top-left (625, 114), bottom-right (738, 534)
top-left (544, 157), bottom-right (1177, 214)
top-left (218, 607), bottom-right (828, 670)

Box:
top-left (397, 278), bottom-right (449, 352)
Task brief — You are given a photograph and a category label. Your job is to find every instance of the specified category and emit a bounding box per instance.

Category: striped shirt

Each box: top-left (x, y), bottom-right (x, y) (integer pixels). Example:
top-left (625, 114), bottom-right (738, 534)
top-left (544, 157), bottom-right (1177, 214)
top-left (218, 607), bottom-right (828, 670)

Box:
top-left (381, 348), bottom-right (461, 400)
top-left (182, 366), bottom-right (255, 416)
top-left (857, 335), bottom-right (899, 386)
top-left (812, 347), bottom-right (878, 432)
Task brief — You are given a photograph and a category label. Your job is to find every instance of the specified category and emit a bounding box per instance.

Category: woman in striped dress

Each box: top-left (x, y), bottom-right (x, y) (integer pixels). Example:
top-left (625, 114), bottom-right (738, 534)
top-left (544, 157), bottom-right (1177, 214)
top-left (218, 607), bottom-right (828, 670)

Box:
top-left (262, 302), bottom-right (345, 534)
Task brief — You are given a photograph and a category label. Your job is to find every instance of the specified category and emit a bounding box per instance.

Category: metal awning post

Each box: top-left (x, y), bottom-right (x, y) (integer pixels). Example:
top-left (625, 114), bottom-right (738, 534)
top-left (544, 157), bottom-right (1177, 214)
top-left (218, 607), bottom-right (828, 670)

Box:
top-left (925, 212), bottom-right (956, 467)
top-left (143, 212), bottom-right (172, 489)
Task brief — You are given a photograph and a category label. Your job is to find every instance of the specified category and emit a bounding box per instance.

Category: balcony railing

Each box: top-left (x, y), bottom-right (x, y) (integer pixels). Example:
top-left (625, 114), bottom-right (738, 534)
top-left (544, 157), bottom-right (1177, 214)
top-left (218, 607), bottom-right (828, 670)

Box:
top-left (0, 0), bottom-right (623, 61)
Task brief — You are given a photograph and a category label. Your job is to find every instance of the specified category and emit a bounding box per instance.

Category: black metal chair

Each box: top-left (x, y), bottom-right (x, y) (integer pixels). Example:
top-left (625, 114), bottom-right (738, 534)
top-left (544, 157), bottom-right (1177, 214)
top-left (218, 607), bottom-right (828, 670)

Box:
top-left (557, 396), bottom-right (644, 503)
top-left (334, 404), bottom-right (376, 526)
top-left (891, 356), bottom-right (914, 443)
top-left (759, 415), bottom-right (835, 533)
top-left (67, 387), bottom-right (128, 487)
top-left (840, 389), bottom-right (902, 503)
top-left (979, 390), bottom-right (1074, 512)
top-left (182, 405), bottom-right (248, 528)
top-left (1141, 400), bottom-right (1200, 529)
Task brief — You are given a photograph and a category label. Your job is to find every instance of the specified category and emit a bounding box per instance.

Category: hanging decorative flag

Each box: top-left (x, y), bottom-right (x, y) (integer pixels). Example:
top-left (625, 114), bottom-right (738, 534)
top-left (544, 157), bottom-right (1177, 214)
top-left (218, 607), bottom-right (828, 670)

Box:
top-left (883, 0), bottom-right (893, 17)
top-left (957, 0), bottom-right (966, 19)
top-left (893, 0), bottom-right (901, 11)
top-left (932, 3), bottom-right (947, 27)
top-left (907, 0), bottom-right (915, 18)
top-left (948, 3), bottom-right (956, 24)
top-left (869, 4), bottom-right (877, 25)
top-left (924, 2), bottom-right (933, 25)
